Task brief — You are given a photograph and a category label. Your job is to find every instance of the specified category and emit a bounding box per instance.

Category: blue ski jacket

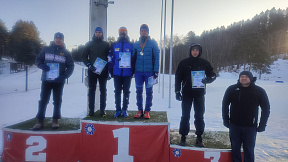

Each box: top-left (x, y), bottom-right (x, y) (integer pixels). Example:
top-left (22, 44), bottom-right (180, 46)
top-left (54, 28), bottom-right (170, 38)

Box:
top-left (132, 36), bottom-right (159, 73)
top-left (108, 37), bottom-right (133, 77)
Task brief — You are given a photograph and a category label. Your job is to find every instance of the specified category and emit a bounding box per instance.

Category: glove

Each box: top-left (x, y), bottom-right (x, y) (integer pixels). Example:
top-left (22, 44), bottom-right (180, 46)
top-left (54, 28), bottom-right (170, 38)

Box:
top-left (175, 92), bottom-right (182, 101)
top-left (201, 77), bottom-right (211, 84)
top-left (39, 63), bottom-right (50, 72)
top-left (87, 63), bottom-right (96, 72)
top-left (118, 57), bottom-right (121, 61)
top-left (54, 75), bottom-right (66, 83)
top-left (107, 73), bottom-right (112, 80)
top-left (153, 72), bottom-right (159, 79)
top-left (223, 120), bottom-right (229, 128)
top-left (257, 125), bottom-right (266, 132)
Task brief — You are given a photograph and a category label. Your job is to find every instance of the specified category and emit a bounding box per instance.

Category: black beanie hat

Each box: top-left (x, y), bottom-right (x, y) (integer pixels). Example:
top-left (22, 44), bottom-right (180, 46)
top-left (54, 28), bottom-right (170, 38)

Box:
top-left (239, 71), bottom-right (253, 81)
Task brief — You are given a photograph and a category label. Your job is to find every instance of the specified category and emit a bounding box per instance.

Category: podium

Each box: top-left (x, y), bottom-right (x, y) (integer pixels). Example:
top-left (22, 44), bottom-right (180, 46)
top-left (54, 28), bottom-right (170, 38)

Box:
top-left (1, 112), bottom-right (236, 162)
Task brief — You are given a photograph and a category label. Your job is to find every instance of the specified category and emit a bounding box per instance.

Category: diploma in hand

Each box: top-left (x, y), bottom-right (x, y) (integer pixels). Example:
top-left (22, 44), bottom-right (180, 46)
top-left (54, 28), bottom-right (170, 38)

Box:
top-left (46, 63), bottom-right (59, 80)
top-left (191, 71), bottom-right (205, 88)
top-left (93, 57), bottom-right (107, 75)
top-left (119, 52), bottom-right (131, 68)
top-left (147, 76), bottom-right (158, 88)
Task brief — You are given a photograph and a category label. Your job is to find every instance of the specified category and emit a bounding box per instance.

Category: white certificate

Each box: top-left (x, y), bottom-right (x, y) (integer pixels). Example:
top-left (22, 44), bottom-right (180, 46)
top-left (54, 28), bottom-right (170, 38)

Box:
top-left (147, 76), bottom-right (158, 88)
top-left (93, 57), bottom-right (107, 75)
top-left (46, 63), bottom-right (59, 80)
top-left (119, 52), bottom-right (131, 68)
top-left (191, 71), bottom-right (205, 88)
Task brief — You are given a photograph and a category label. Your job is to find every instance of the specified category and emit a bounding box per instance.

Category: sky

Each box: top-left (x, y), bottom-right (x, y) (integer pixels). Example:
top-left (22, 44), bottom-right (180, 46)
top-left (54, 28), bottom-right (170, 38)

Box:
top-left (0, 0), bottom-right (287, 50)
top-left (0, 57), bottom-right (288, 161)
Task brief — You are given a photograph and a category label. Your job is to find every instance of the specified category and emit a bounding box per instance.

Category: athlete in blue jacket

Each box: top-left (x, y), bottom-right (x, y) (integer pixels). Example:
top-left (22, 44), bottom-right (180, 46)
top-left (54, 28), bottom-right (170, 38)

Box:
top-left (108, 27), bottom-right (133, 118)
top-left (132, 24), bottom-right (159, 119)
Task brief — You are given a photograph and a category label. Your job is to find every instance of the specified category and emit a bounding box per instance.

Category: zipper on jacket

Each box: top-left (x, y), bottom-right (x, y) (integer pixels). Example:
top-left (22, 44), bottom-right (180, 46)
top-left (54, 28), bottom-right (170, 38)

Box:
top-left (120, 42), bottom-right (124, 76)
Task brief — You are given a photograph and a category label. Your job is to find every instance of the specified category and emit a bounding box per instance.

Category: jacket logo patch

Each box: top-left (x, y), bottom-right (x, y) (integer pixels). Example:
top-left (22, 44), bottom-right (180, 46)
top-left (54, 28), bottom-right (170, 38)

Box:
top-left (125, 48), bottom-right (130, 52)
top-left (60, 52), bottom-right (64, 56)
top-left (115, 48), bottom-right (120, 52)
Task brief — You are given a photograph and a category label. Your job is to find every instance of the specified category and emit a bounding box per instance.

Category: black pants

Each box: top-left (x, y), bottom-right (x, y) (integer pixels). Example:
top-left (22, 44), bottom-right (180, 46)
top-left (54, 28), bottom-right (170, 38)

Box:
top-left (36, 81), bottom-right (65, 120)
top-left (179, 95), bottom-right (205, 136)
top-left (229, 123), bottom-right (257, 162)
top-left (114, 76), bottom-right (132, 111)
top-left (88, 70), bottom-right (107, 112)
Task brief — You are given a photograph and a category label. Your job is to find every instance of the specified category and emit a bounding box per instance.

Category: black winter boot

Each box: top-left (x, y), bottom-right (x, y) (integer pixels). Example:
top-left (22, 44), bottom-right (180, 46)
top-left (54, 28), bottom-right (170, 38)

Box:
top-left (196, 135), bottom-right (205, 147)
top-left (179, 135), bottom-right (186, 146)
top-left (87, 109), bottom-right (94, 117)
top-left (100, 110), bottom-right (107, 117)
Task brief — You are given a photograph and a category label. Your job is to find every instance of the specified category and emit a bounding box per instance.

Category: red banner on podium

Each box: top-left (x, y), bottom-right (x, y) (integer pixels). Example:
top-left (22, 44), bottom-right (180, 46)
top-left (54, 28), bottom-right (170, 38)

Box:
top-left (170, 145), bottom-right (234, 162)
top-left (1, 129), bottom-right (81, 162)
top-left (80, 121), bottom-right (169, 162)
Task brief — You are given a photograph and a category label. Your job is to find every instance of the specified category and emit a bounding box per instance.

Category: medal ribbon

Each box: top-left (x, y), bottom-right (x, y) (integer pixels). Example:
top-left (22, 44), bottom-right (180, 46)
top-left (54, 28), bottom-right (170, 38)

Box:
top-left (140, 38), bottom-right (148, 52)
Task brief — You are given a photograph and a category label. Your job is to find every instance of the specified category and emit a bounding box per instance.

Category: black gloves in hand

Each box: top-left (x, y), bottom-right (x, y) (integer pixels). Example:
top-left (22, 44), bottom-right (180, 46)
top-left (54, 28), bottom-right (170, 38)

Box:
top-left (87, 63), bottom-right (96, 72)
top-left (153, 72), bottom-right (159, 79)
top-left (175, 92), bottom-right (182, 101)
top-left (257, 125), bottom-right (266, 132)
top-left (201, 77), bottom-right (211, 84)
top-left (107, 73), bottom-right (112, 80)
top-left (202, 75), bottom-right (216, 84)
top-left (39, 63), bottom-right (50, 72)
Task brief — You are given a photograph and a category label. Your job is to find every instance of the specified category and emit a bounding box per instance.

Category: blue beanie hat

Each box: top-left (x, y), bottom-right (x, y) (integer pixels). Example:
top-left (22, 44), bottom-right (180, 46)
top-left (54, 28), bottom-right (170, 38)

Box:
top-left (54, 32), bottom-right (64, 41)
top-left (95, 27), bottom-right (103, 33)
top-left (140, 24), bottom-right (149, 34)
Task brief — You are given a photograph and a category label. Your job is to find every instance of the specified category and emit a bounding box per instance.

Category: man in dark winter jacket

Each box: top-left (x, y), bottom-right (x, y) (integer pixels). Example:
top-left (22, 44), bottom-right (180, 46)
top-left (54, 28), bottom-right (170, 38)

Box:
top-left (33, 32), bottom-right (74, 130)
top-left (132, 24), bottom-right (159, 119)
top-left (108, 27), bottom-right (133, 118)
top-left (82, 27), bottom-right (110, 117)
top-left (222, 71), bottom-right (270, 162)
top-left (175, 43), bottom-right (216, 147)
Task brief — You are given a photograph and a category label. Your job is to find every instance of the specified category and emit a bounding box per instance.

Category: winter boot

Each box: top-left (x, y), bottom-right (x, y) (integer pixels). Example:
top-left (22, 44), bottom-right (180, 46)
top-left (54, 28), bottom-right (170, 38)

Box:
top-left (134, 110), bottom-right (143, 118)
top-left (179, 135), bottom-right (186, 146)
top-left (52, 119), bottom-right (59, 129)
top-left (87, 109), bottom-right (94, 117)
top-left (100, 110), bottom-right (107, 117)
top-left (32, 119), bottom-right (44, 130)
top-left (122, 110), bottom-right (128, 118)
top-left (114, 110), bottom-right (122, 118)
top-left (196, 135), bottom-right (205, 147)
top-left (144, 111), bottom-right (150, 119)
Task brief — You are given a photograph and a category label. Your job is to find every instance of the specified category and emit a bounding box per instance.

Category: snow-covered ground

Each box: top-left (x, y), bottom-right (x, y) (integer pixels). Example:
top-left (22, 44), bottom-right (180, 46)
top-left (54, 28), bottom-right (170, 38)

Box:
top-left (1, 58), bottom-right (288, 161)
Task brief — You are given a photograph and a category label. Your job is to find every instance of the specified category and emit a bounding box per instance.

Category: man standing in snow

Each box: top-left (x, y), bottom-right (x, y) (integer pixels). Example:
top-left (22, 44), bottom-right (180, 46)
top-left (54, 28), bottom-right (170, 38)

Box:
top-left (132, 24), bottom-right (159, 119)
top-left (33, 32), bottom-right (74, 130)
top-left (108, 27), bottom-right (133, 118)
top-left (82, 27), bottom-right (110, 117)
top-left (222, 71), bottom-right (270, 162)
top-left (175, 43), bottom-right (216, 147)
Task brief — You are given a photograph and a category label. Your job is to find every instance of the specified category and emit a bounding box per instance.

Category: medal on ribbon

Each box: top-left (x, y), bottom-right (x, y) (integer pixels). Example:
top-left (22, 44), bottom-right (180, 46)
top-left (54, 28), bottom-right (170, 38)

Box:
top-left (140, 38), bottom-right (148, 56)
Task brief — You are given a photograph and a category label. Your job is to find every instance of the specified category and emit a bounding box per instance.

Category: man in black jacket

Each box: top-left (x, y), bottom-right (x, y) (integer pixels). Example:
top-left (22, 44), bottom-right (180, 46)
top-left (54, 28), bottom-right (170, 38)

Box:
top-left (222, 71), bottom-right (270, 162)
top-left (175, 43), bottom-right (216, 147)
top-left (82, 27), bottom-right (110, 117)
top-left (33, 32), bottom-right (74, 130)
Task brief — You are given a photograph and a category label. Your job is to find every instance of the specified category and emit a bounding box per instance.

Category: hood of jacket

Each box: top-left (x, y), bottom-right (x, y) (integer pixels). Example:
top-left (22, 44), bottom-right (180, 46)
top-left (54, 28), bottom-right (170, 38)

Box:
top-left (189, 43), bottom-right (202, 58)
